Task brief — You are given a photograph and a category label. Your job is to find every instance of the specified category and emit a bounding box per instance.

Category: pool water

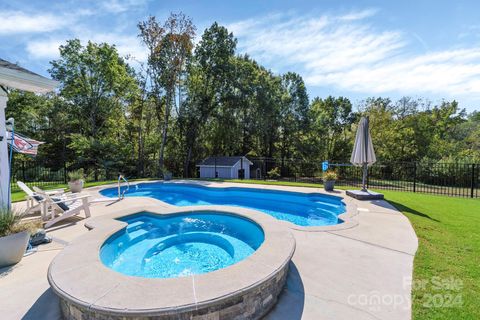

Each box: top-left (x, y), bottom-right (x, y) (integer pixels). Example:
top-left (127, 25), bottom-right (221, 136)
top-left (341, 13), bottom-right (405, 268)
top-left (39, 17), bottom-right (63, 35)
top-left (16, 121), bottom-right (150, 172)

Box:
top-left (100, 212), bottom-right (264, 278)
top-left (100, 183), bottom-right (345, 226)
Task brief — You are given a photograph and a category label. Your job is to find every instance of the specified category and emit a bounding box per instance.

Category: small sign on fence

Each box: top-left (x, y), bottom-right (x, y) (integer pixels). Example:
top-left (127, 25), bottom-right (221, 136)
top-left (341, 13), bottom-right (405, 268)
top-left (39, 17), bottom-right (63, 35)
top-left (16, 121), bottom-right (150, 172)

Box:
top-left (322, 161), bottom-right (329, 172)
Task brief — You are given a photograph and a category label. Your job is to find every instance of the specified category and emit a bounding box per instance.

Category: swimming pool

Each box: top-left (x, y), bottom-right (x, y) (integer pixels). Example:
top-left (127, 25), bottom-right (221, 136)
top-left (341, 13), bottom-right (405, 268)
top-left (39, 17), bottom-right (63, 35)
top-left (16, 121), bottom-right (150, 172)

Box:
top-left (100, 183), bottom-right (346, 226)
top-left (100, 212), bottom-right (264, 278)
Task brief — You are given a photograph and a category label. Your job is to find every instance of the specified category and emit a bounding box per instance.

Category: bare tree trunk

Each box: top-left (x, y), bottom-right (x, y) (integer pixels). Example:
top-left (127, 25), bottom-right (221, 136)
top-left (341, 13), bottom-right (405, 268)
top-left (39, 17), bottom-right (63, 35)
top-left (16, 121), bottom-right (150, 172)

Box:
top-left (185, 144), bottom-right (192, 178)
top-left (158, 119), bottom-right (168, 174)
top-left (138, 125), bottom-right (144, 177)
top-left (158, 90), bottom-right (173, 176)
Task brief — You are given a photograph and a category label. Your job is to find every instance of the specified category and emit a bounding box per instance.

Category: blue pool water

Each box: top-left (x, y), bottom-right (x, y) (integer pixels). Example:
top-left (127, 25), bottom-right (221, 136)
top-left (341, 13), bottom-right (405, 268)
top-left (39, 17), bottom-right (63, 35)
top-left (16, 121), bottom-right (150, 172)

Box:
top-left (100, 212), bottom-right (264, 278)
top-left (100, 183), bottom-right (345, 226)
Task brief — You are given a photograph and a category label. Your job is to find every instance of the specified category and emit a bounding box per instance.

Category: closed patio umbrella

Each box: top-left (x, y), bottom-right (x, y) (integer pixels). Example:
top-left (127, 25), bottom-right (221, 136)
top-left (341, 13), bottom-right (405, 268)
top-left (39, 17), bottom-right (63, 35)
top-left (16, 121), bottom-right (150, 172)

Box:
top-left (350, 116), bottom-right (376, 191)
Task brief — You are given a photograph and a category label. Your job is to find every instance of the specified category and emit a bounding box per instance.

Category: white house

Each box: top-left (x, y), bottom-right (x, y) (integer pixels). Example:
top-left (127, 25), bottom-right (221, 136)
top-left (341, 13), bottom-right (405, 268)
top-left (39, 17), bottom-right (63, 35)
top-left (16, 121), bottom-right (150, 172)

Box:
top-left (197, 156), bottom-right (253, 179)
top-left (0, 59), bottom-right (58, 208)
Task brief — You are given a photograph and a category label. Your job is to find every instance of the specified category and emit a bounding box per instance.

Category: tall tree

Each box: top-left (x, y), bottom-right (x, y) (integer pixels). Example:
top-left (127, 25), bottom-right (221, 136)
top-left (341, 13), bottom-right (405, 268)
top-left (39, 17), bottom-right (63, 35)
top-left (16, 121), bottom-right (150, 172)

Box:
top-left (310, 96), bottom-right (355, 160)
top-left (180, 22), bottom-right (237, 175)
top-left (138, 13), bottom-right (195, 175)
top-left (278, 72), bottom-right (309, 167)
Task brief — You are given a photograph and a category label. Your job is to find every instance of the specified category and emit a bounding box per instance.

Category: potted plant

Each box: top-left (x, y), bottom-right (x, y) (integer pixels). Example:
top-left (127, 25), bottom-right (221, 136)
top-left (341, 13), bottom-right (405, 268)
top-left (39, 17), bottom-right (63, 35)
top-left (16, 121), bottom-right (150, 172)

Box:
top-left (68, 169), bottom-right (84, 193)
top-left (323, 171), bottom-right (337, 191)
top-left (0, 208), bottom-right (41, 268)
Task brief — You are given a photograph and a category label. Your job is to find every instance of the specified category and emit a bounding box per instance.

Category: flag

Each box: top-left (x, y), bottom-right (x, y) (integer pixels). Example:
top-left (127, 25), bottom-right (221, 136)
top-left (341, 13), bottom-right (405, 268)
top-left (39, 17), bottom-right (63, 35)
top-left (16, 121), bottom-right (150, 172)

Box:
top-left (6, 131), bottom-right (44, 156)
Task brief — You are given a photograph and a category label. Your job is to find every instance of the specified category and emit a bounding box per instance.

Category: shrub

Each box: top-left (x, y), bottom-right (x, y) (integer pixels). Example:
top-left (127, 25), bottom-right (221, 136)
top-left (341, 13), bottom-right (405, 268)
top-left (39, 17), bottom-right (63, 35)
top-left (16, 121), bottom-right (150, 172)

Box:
top-left (322, 171), bottom-right (338, 182)
top-left (0, 208), bottom-right (41, 238)
top-left (267, 167), bottom-right (281, 179)
top-left (68, 169), bottom-right (84, 182)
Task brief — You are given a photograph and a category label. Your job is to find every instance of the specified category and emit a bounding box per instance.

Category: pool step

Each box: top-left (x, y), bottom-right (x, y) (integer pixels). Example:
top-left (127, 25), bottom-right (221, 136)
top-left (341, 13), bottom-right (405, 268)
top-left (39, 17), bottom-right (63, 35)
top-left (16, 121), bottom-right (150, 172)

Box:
top-left (128, 228), bottom-right (149, 241)
top-left (126, 221), bottom-right (145, 232)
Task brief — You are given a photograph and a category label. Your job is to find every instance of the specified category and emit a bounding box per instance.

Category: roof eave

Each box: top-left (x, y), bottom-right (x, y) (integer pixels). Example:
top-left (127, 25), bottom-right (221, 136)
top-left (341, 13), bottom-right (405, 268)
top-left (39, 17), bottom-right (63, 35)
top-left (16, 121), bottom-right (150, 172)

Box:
top-left (196, 164), bottom-right (233, 167)
top-left (0, 67), bottom-right (58, 93)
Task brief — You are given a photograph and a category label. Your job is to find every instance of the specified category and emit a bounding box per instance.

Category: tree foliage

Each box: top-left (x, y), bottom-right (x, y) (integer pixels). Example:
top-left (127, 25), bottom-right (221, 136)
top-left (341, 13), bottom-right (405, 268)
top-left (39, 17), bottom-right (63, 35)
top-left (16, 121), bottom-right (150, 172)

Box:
top-left (5, 16), bottom-right (480, 181)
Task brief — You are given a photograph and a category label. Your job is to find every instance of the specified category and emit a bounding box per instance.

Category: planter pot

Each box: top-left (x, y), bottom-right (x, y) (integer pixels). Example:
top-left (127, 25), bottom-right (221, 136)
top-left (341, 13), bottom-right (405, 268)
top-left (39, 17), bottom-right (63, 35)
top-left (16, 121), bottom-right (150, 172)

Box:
top-left (164, 173), bottom-right (172, 181)
top-left (0, 231), bottom-right (30, 268)
top-left (68, 180), bottom-right (84, 193)
top-left (324, 180), bottom-right (335, 191)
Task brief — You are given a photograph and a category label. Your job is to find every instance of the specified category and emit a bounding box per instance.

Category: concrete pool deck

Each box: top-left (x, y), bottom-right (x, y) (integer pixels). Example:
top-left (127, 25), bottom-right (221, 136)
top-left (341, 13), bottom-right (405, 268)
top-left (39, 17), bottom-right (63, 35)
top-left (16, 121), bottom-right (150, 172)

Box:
top-left (0, 181), bottom-right (418, 320)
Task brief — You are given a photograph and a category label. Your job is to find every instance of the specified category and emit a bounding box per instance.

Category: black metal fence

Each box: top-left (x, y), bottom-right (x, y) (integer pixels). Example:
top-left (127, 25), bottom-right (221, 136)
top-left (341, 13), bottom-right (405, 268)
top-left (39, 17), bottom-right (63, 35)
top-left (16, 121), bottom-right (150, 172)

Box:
top-left (9, 159), bottom-right (122, 193)
top-left (210, 157), bottom-right (479, 198)
top-left (10, 160), bottom-right (67, 193)
top-left (329, 161), bottom-right (479, 198)
top-left (10, 157), bottom-right (480, 198)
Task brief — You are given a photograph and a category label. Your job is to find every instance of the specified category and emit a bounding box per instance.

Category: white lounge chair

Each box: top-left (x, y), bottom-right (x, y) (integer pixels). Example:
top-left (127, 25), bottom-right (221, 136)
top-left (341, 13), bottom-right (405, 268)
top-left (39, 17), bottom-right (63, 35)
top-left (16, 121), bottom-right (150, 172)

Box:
top-left (38, 191), bottom-right (91, 228)
top-left (32, 186), bottom-right (69, 197)
top-left (16, 181), bottom-right (65, 215)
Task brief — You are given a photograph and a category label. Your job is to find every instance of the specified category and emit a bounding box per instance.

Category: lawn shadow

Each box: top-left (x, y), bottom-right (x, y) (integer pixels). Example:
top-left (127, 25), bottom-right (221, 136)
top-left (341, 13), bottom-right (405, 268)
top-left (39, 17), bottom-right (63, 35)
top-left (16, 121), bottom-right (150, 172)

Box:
top-left (22, 288), bottom-right (61, 320)
top-left (387, 199), bottom-right (440, 222)
top-left (264, 262), bottom-right (305, 320)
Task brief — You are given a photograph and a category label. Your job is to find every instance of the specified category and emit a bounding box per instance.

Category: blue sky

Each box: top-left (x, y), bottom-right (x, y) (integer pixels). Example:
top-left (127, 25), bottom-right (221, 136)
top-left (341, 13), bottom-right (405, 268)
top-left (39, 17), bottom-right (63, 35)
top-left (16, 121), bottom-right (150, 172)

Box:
top-left (1, 0), bottom-right (480, 112)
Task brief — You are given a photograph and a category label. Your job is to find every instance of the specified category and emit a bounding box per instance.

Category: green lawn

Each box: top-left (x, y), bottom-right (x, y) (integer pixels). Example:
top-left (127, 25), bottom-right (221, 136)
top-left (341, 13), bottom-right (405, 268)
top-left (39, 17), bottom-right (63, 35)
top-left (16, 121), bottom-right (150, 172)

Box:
top-left (381, 191), bottom-right (480, 320)
top-left (11, 178), bottom-right (480, 319)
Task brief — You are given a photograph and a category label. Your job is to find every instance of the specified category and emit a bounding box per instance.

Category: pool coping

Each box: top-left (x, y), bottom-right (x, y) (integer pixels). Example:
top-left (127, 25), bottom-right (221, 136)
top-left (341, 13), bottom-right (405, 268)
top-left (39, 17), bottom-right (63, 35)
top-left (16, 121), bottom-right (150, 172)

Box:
top-left (93, 179), bottom-right (359, 232)
top-left (48, 205), bottom-right (296, 318)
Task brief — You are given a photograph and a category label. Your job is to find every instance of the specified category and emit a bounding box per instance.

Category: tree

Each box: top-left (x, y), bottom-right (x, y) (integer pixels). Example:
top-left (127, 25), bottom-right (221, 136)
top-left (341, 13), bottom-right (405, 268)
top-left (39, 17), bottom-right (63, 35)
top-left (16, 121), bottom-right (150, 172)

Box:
top-left (179, 22), bottom-right (236, 176)
top-left (49, 39), bottom-right (138, 179)
top-left (309, 96), bottom-right (355, 160)
top-left (278, 72), bottom-right (309, 167)
top-left (7, 24), bottom-right (479, 184)
top-left (138, 13), bottom-right (196, 176)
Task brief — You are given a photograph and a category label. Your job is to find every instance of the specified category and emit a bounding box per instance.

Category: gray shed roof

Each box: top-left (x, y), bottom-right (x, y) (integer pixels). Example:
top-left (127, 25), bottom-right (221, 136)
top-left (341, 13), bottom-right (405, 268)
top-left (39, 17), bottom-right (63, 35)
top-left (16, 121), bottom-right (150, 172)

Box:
top-left (197, 156), bottom-right (253, 167)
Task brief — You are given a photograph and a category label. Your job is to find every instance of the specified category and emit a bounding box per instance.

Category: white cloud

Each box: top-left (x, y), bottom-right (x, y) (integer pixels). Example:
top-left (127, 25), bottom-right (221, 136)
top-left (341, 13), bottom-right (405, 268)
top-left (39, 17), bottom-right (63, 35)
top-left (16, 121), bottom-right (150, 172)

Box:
top-left (8, 5), bottom-right (147, 63)
top-left (0, 11), bottom-right (69, 34)
top-left (26, 33), bottom-right (146, 63)
top-left (25, 39), bottom-right (63, 59)
top-left (338, 8), bottom-right (379, 21)
top-left (99, 0), bottom-right (149, 14)
top-left (228, 11), bottom-right (480, 101)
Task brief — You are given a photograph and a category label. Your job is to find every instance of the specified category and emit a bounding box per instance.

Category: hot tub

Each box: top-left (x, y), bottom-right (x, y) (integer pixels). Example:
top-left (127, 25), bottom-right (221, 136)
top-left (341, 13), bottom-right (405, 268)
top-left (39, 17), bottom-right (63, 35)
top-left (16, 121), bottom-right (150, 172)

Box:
top-left (48, 206), bottom-right (295, 320)
top-left (100, 212), bottom-right (265, 278)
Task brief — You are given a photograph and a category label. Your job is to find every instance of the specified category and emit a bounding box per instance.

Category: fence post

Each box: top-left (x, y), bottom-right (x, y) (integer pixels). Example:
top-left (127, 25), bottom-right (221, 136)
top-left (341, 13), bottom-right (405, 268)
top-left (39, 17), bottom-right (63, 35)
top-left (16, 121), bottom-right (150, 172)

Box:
top-left (471, 164), bottom-right (476, 198)
top-left (22, 161), bottom-right (26, 181)
top-left (366, 167), bottom-right (369, 189)
top-left (263, 159), bottom-right (266, 180)
top-left (63, 163), bottom-right (67, 184)
top-left (413, 162), bottom-right (417, 193)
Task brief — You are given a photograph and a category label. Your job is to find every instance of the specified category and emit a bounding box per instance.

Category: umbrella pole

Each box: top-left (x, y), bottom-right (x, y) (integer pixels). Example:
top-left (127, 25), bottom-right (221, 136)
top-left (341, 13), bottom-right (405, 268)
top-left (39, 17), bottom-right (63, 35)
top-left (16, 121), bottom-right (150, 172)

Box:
top-left (362, 116), bottom-right (369, 192)
top-left (362, 163), bottom-right (367, 192)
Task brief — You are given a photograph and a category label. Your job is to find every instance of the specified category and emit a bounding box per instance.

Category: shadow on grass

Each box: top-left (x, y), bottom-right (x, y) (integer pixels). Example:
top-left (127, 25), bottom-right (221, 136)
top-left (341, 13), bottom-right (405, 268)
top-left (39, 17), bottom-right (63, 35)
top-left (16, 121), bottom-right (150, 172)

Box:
top-left (264, 262), bottom-right (305, 319)
top-left (387, 199), bottom-right (440, 222)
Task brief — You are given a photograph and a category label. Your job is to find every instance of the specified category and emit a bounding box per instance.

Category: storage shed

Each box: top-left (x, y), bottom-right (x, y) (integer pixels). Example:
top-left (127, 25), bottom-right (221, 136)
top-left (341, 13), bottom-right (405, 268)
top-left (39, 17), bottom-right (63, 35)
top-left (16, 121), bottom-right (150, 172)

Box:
top-left (197, 156), bottom-right (253, 179)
